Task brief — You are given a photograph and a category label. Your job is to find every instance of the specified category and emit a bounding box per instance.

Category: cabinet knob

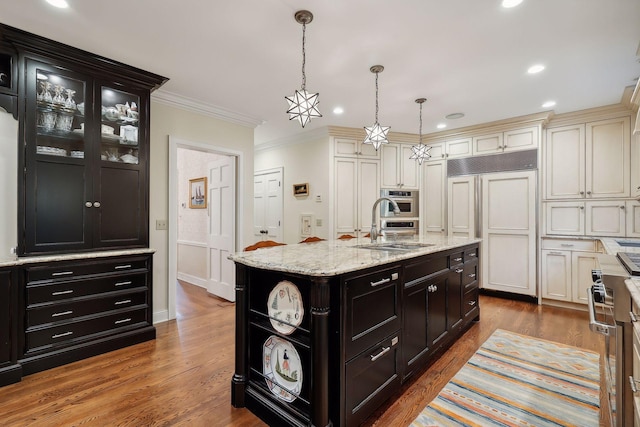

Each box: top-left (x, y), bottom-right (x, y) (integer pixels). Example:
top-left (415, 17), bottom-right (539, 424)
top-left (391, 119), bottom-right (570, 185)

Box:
top-left (579, 191), bottom-right (585, 195)
top-left (580, 206), bottom-right (584, 210)
top-left (468, 300), bottom-right (476, 306)
top-left (586, 191), bottom-right (592, 195)
top-left (85, 201), bottom-right (92, 208)
top-left (93, 201), bottom-right (101, 208)
top-left (620, 206), bottom-right (625, 210)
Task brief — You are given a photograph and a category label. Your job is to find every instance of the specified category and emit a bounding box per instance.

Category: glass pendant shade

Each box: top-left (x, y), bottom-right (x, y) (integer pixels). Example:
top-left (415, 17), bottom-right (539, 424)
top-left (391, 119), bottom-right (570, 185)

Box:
top-left (364, 65), bottom-right (390, 150)
top-left (285, 10), bottom-right (321, 128)
top-left (410, 98), bottom-right (432, 164)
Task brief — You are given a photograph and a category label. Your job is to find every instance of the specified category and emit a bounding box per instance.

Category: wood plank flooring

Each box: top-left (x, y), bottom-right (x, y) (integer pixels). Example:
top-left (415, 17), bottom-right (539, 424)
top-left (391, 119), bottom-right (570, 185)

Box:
top-left (0, 281), bottom-right (608, 426)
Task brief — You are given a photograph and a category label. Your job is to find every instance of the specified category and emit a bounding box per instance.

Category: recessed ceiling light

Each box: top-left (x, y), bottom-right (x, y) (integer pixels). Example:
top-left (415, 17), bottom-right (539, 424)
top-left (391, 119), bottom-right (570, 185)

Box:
top-left (527, 64), bottom-right (545, 74)
top-left (445, 112), bottom-right (465, 120)
top-left (333, 107), bottom-right (344, 115)
top-left (502, 0), bottom-right (523, 8)
top-left (542, 100), bottom-right (556, 108)
top-left (437, 123), bottom-right (447, 129)
top-left (46, 0), bottom-right (69, 8)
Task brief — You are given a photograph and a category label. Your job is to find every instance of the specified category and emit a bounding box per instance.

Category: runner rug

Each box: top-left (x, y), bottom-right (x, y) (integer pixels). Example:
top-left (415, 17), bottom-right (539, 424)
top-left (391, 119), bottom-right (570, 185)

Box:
top-left (410, 329), bottom-right (600, 427)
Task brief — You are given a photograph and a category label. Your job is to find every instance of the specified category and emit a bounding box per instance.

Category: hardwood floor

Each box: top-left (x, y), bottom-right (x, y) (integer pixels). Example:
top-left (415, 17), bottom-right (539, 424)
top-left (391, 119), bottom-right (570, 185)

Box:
top-left (0, 282), bottom-right (607, 426)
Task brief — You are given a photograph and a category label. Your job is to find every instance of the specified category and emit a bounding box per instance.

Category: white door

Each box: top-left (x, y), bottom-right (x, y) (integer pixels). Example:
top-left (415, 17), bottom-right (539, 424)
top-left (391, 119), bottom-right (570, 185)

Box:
top-left (253, 169), bottom-right (283, 241)
top-left (481, 171), bottom-right (537, 296)
top-left (207, 156), bottom-right (236, 302)
top-left (448, 176), bottom-right (476, 238)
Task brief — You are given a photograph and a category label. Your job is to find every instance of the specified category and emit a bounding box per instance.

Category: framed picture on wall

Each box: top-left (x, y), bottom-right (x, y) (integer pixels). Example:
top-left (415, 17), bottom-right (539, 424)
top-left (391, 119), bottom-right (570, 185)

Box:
top-left (189, 177), bottom-right (207, 209)
top-left (293, 182), bottom-right (309, 197)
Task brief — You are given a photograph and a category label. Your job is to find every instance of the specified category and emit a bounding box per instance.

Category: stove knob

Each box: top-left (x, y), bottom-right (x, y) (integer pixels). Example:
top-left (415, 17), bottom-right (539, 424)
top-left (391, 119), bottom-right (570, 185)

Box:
top-left (592, 282), bottom-right (606, 304)
top-left (591, 269), bottom-right (602, 282)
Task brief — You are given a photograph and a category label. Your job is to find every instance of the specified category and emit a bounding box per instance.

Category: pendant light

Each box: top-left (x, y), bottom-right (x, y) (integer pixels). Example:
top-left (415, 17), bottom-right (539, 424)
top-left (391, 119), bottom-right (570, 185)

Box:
top-left (410, 98), bottom-right (432, 164)
top-left (363, 65), bottom-right (390, 150)
top-left (285, 10), bottom-right (321, 128)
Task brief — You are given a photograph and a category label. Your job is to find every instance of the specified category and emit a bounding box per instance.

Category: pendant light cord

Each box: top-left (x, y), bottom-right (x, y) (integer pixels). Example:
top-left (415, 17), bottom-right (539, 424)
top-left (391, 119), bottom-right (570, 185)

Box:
top-left (301, 22), bottom-right (307, 90)
top-left (375, 72), bottom-right (379, 123)
top-left (419, 101), bottom-right (423, 144)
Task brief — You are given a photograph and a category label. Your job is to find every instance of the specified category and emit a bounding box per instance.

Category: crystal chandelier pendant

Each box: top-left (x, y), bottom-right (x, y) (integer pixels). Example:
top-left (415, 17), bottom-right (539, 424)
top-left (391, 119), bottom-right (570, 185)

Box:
top-left (285, 10), bottom-right (321, 128)
top-left (364, 65), bottom-right (390, 150)
top-left (410, 98), bottom-right (432, 164)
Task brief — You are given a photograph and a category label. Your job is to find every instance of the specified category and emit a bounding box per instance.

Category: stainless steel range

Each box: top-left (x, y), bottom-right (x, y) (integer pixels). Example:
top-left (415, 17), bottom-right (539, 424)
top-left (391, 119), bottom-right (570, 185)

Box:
top-left (589, 252), bottom-right (640, 427)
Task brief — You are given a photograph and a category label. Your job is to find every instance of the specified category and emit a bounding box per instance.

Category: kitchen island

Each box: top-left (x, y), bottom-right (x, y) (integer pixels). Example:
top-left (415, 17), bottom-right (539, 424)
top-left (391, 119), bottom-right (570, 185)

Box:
top-left (229, 236), bottom-right (481, 427)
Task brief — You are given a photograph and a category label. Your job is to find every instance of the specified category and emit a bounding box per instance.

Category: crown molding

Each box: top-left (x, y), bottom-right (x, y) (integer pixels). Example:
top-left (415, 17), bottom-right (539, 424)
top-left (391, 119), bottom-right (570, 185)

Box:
top-left (255, 126), bottom-right (330, 152)
top-left (151, 89), bottom-right (264, 128)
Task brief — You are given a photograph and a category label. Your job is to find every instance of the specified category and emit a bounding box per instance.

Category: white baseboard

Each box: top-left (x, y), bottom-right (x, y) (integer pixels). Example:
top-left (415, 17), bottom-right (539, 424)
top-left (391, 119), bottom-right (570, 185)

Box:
top-left (177, 272), bottom-right (208, 289)
top-left (153, 309), bottom-right (169, 324)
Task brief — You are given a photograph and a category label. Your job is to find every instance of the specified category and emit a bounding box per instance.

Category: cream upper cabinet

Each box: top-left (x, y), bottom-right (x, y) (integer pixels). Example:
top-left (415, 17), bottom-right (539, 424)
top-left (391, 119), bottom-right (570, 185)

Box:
top-left (334, 157), bottom-right (380, 238)
top-left (544, 201), bottom-right (585, 236)
top-left (381, 143), bottom-right (419, 189)
top-left (630, 127), bottom-right (640, 201)
top-left (544, 117), bottom-right (630, 200)
top-left (333, 137), bottom-right (380, 159)
top-left (545, 124), bottom-right (586, 199)
top-left (447, 176), bottom-right (475, 238)
top-left (422, 160), bottom-right (446, 236)
top-left (424, 141), bottom-right (445, 161)
top-left (445, 138), bottom-right (473, 159)
top-left (471, 126), bottom-right (539, 156)
top-left (472, 132), bottom-right (503, 156)
top-left (585, 200), bottom-right (626, 237)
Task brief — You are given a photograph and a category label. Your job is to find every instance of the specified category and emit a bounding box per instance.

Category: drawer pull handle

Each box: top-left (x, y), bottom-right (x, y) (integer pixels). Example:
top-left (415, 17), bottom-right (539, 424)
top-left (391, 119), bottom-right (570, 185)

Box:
top-left (468, 253), bottom-right (476, 257)
top-left (630, 376), bottom-right (640, 393)
top-left (51, 310), bottom-right (73, 318)
top-left (560, 244), bottom-right (574, 247)
top-left (455, 269), bottom-right (463, 273)
top-left (115, 318), bottom-right (132, 325)
top-left (370, 346), bottom-right (390, 362)
top-left (52, 290), bottom-right (73, 296)
top-left (549, 251), bottom-right (563, 255)
top-left (114, 281), bottom-right (132, 287)
top-left (468, 273), bottom-right (476, 279)
top-left (453, 257), bottom-right (462, 262)
top-left (370, 278), bottom-right (391, 287)
top-left (114, 265), bottom-right (132, 270)
top-left (52, 331), bottom-right (73, 339)
top-left (468, 300), bottom-right (477, 306)
top-left (631, 312), bottom-right (639, 322)
top-left (52, 271), bottom-right (73, 277)
top-left (115, 299), bottom-right (132, 306)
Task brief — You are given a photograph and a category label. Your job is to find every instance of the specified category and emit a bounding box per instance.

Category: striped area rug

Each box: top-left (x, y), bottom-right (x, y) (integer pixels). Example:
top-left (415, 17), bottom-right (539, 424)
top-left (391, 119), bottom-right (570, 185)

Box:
top-left (410, 329), bottom-right (600, 427)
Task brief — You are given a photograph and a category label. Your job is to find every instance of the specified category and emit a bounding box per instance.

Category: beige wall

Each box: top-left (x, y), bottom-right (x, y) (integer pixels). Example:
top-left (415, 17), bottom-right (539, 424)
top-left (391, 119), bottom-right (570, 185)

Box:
top-left (0, 110), bottom-right (17, 255)
top-left (149, 100), bottom-right (254, 321)
top-left (254, 136), bottom-right (331, 243)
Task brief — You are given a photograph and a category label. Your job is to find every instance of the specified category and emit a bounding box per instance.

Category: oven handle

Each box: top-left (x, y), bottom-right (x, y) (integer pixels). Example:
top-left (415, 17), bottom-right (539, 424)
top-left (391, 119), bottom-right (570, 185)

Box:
top-left (587, 292), bottom-right (615, 336)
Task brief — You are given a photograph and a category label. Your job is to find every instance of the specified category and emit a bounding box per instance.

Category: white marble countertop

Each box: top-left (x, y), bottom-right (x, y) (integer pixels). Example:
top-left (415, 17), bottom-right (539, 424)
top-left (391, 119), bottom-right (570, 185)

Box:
top-left (0, 248), bottom-right (155, 268)
top-left (228, 235), bottom-right (481, 276)
top-left (598, 237), bottom-right (640, 307)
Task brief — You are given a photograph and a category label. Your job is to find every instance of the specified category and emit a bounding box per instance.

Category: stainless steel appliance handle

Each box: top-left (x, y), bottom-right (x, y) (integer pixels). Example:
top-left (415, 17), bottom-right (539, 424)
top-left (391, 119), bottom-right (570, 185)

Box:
top-left (587, 292), bottom-right (615, 336)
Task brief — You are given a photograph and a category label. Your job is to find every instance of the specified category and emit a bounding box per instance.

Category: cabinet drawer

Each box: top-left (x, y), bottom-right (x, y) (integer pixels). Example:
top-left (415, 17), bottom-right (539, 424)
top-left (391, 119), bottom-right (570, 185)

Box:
top-left (345, 333), bottom-right (401, 427)
top-left (449, 252), bottom-right (464, 267)
top-left (463, 289), bottom-right (479, 318)
top-left (464, 247), bottom-right (478, 261)
top-left (462, 262), bottom-right (478, 289)
top-left (345, 266), bottom-right (401, 361)
top-left (404, 256), bottom-right (448, 284)
top-left (26, 257), bottom-right (149, 282)
top-left (25, 307), bottom-right (148, 351)
top-left (541, 239), bottom-right (597, 252)
top-left (26, 290), bottom-right (147, 327)
top-left (27, 272), bottom-right (148, 305)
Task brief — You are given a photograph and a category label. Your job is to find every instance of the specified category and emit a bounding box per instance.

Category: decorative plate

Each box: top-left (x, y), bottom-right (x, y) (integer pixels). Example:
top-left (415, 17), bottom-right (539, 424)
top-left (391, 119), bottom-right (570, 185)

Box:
top-left (267, 280), bottom-right (303, 335)
top-left (262, 335), bottom-right (303, 403)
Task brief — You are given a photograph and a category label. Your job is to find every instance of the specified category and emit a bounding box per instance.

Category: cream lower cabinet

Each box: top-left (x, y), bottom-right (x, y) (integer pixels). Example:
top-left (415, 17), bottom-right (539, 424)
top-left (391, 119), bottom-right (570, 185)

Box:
top-left (627, 200), bottom-right (640, 238)
top-left (545, 200), bottom-right (627, 237)
top-left (381, 143), bottom-right (418, 189)
top-left (334, 157), bottom-right (380, 238)
top-left (422, 160), bottom-right (446, 236)
top-left (541, 239), bottom-right (600, 304)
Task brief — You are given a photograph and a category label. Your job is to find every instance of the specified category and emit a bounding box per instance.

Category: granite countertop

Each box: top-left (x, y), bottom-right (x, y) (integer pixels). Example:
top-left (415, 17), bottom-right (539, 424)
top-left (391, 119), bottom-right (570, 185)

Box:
top-left (228, 235), bottom-right (481, 276)
top-left (598, 237), bottom-right (640, 307)
top-left (0, 247), bottom-right (156, 268)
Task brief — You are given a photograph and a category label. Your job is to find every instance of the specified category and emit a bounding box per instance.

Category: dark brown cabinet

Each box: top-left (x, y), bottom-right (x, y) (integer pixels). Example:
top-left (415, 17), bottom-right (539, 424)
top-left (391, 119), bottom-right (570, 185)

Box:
top-left (0, 267), bottom-right (20, 386)
top-left (1, 24), bottom-right (167, 256)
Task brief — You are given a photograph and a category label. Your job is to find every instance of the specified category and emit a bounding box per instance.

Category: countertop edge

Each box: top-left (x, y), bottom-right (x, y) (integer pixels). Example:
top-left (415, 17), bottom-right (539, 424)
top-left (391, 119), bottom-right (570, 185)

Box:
top-left (0, 248), bottom-right (156, 268)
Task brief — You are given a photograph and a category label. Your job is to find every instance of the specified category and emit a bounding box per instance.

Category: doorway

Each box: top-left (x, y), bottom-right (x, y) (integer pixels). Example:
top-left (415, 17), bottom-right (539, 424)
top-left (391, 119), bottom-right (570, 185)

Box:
top-left (168, 136), bottom-right (243, 320)
top-left (253, 168), bottom-right (283, 242)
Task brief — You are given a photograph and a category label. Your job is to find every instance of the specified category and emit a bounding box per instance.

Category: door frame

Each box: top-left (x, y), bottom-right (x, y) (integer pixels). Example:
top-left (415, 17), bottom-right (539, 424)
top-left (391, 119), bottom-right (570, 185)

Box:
top-left (168, 136), bottom-right (244, 320)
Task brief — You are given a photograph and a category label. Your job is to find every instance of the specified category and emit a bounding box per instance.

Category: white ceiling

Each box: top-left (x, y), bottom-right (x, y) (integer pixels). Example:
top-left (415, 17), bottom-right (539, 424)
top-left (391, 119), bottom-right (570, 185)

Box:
top-left (3, 0), bottom-right (640, 145)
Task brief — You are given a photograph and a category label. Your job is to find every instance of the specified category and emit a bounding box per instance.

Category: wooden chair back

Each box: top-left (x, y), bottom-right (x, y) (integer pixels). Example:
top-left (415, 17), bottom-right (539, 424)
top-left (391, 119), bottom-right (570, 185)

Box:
top-left (243, 240), bottom-right (286, 251)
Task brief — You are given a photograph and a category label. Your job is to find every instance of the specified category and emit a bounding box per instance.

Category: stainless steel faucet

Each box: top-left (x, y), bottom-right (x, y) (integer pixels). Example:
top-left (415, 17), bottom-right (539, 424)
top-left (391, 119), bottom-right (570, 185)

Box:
top-left (370, 197), bottom-right (400, 242)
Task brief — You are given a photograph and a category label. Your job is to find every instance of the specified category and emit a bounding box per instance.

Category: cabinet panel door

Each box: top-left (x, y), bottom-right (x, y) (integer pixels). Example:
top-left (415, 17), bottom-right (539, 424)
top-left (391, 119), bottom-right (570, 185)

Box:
top-left (472, 133), bottom-right (502, 155)
top-left (448, 176), bottom-right (475, 238)
top-left (571, 252), bottom-right (597, 304)
top-left (632, 130), bottom-right (640, 201)
top-left (627, 201), bottom-right (640, 238)
top-left (504, 126), bottom-right (539, 151)
top-left (544, 202), bottom-right (585, 236)
top-left (446, 138), bottom-right (472, 158)
top-left (95, 166), bottom-right (146, 246)
top-left (334, 158), bottom-right (357, 234)
top-left (586, 117), bottom-right (630, 198)
top-left (545, 125), bottom-right (585, 199)
top-left (585, 201), bottom-right (626, 237)
top-left (400, 145), bottom-right (419, 189)
top-left (381, 144), bottom-right (399, 188)
top-left (358, 159), bottom-right (380, 237)
top-left (541, 250), bottom-right (571, 301)
top-left (423, 161), bottom-right (446, 235)
top-left (425, 142), bottom-right (445, 161)
top-left (0, 269), bottom-right (13, 366)
top-left (427, 275), bottom-right (448, 349)
top-left (25, 160), bottom-right (91, 253)
top-left (403, 282), bottom-right (428, 369)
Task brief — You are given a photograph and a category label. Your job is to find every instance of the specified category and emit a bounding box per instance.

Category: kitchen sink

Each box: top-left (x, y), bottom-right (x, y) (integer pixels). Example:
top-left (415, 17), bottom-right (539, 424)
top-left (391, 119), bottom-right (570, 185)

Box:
top-left (356, 242), bottom-right (436, 252)
top-left (616, 240), bottom-right (640, 248)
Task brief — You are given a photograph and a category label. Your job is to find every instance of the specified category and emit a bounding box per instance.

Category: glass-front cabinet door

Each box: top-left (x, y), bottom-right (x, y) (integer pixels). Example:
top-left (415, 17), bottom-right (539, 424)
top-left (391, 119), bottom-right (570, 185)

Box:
top-left (23, 59), bottom-right (94, 254)
top-left (94, 84), bottom-right (148, 248)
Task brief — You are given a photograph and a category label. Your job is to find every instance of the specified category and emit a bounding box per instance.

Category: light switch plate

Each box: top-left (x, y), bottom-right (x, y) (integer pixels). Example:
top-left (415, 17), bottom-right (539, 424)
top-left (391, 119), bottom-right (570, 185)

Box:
top-left (156, 219), bottom-right (168, 230)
